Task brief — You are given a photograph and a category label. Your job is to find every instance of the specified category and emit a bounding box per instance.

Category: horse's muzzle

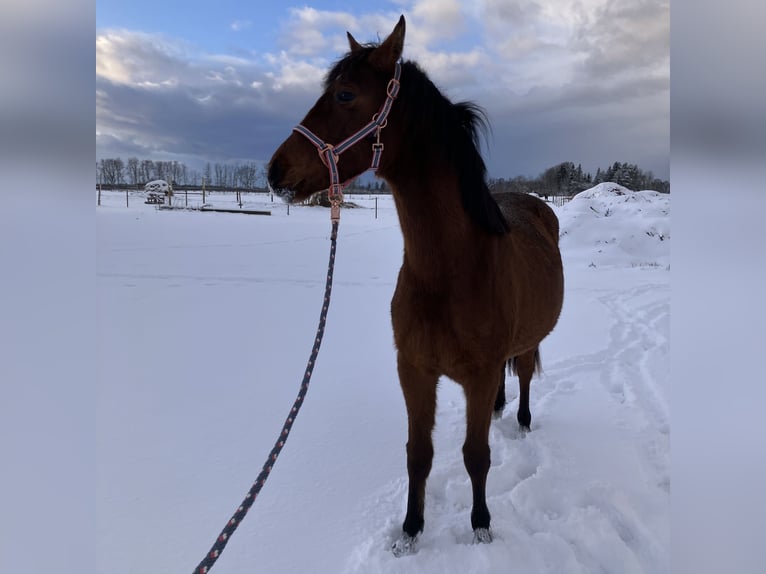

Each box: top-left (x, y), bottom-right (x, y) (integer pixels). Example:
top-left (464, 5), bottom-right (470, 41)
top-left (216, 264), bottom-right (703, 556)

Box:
top-left (267, 161), bottom-right (282, 193)
top-left (266, 161), bottom-right (295, 201)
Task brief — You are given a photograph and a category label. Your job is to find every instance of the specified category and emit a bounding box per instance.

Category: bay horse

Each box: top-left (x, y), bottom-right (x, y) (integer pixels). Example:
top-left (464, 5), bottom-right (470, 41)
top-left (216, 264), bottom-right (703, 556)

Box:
top-left (268, 15), bottom-right (563, 553)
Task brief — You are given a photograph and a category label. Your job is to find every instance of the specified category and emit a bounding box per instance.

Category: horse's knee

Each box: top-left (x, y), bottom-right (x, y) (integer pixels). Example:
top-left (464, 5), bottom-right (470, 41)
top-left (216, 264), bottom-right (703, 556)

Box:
top-left (462, 441), bottom-right (490, 477)
top-left (406, 440), bottom-right (434, 479)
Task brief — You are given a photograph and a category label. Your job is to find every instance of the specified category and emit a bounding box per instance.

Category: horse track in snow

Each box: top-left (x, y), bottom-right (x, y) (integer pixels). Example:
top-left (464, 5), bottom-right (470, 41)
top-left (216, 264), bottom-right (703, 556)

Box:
top-left (97, 186), bottom-right (670, 574)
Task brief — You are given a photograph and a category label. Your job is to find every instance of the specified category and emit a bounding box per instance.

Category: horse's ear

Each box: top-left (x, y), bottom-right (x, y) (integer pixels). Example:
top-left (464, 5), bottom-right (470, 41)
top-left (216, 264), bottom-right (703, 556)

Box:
top-left (347, 31), bottom-right (363, 53)
top-left (370, 15), bottom-right (405, 70)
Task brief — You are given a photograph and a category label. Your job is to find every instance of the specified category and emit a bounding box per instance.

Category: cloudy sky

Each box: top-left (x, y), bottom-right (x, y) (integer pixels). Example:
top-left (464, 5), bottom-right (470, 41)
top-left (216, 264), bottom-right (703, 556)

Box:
top-left (96, 0), bottom-right (669, 180)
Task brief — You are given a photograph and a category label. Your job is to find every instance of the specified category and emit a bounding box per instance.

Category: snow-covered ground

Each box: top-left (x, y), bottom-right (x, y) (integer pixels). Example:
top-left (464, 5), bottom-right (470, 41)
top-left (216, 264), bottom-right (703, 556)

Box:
top-left (96, 183), bottom-right (670, 573)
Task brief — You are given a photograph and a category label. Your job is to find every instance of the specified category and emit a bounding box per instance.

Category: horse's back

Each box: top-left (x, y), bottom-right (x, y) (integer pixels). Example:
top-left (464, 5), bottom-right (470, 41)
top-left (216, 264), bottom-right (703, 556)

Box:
top-left (492, 191), bottom-right (562, 283)
top-left (492, 191), bottom-right (559, 244)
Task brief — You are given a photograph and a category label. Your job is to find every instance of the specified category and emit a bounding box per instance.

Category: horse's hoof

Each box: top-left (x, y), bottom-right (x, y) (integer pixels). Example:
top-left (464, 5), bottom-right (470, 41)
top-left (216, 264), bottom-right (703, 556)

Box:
top-left (391, 534), bottom-right (418, 557)
top-left (519, 424), bottom-right (531, 433)
top-left (492, 408), bottom-right (504, 420)
top-left (473, 528), bottom-right (493, 544)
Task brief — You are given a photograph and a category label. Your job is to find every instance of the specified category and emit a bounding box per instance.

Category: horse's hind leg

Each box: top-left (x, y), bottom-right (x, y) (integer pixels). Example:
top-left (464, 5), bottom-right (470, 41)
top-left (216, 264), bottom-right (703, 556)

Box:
top-left (493, 365), bottom-right (506, 418)
top-left (462, 372), bottom-right (499, 542)
top-left (396, 354), bottom-right (438, 547)
top-left (514, 348), bottom-right (540, 431)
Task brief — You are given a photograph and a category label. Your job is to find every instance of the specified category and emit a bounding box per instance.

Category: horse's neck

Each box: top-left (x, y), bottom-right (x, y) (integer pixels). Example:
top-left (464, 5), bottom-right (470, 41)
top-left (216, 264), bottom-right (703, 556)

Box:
top-left (390, 177), bottom-right (480, 287)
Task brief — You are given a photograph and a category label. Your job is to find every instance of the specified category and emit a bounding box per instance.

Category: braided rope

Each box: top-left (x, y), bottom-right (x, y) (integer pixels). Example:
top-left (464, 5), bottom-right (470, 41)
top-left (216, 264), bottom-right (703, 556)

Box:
top-left (192, 219), bottom-right (340, 574)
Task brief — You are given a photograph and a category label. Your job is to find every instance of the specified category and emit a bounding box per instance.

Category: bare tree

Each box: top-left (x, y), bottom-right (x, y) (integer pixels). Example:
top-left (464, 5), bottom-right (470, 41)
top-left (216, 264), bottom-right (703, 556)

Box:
top-left (127, 157), bottom-right (139, 186)
top-left (98, 158), bottom-right (125, 186)
top-left (170, 161), bottom-right (182, 184)
top-left (214, 163), bottom-right (224, 187)
top-left (258, 164), bottom-right (269, 189)
top-left (140, 160), bottom-right (153, 183)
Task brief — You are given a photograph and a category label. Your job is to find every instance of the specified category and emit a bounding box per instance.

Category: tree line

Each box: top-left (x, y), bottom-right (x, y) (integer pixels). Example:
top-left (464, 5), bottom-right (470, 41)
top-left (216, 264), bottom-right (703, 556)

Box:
top-left (97, 158), bottom-right (268, 190)
top-left (97, 157), bottom-right (669, 195)
top-left (489, 161), bottom-right (669, 196)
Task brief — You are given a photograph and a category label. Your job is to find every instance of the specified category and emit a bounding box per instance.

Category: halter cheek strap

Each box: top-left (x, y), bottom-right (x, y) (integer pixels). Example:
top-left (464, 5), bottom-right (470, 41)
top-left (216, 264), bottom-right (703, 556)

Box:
top-left (293, 60), bottom-right (402, 222)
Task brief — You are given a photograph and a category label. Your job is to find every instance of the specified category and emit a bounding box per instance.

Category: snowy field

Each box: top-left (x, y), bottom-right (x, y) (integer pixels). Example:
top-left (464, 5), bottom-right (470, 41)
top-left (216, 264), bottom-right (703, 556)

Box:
top-left (96, 183), bottom-right (670, 573)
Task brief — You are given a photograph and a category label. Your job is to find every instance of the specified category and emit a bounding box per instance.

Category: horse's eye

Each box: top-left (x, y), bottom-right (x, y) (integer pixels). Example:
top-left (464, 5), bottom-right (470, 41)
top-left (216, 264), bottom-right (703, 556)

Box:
top-left (336, 91), bottom-right (356, 103)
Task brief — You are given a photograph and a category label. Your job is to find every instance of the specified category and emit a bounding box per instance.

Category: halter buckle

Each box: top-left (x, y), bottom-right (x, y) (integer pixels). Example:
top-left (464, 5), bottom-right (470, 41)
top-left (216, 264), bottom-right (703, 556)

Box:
top-left (372, 113), bottom-right (388, 129)
top-left (318, 143), bottom-right (339, 168)
top-left (328, 182), bottom-right (343, 198)
top-left (386, 77), bottom-right (401, 98)
top-left (330, 197), bottom-right (342, 222)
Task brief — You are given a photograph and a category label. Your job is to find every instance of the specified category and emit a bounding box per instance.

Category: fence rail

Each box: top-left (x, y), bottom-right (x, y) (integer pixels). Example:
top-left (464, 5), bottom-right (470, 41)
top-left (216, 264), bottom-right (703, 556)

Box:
top-left (550, 195), bottom-right (573, 207)
top-left (96, 186), bottom-right (573, 211)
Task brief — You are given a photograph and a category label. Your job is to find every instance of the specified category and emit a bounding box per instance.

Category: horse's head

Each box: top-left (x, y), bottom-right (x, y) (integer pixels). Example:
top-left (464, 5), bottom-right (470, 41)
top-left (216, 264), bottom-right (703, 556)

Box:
top-left (268, 16), bottom-right (406, 202)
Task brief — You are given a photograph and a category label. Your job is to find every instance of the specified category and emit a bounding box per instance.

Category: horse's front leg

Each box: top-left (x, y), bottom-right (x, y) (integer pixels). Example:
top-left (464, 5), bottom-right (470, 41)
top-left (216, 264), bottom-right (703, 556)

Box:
top-left (392, 354), bottom-right (438, 556)
top-left (462, 371), bottom-right (500, 543)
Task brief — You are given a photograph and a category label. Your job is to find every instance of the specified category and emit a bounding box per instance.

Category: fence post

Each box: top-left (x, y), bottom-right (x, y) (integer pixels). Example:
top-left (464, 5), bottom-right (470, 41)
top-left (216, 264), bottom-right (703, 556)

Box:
top-left (202, 178), bottom-right (206, 204)
top-left (375, 196), bottom-right (378, 219)
top-left (98, 184), bottom-right (101, 206)
top-left (126, 187), bottom-right (129, 208)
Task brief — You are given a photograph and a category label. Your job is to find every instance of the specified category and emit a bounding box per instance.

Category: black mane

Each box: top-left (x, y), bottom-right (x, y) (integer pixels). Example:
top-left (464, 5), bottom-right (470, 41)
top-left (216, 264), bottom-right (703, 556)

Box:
top-left (327, 49), bottom-right (509, 235)
top-left (396, 60), bottom-right (508, 234)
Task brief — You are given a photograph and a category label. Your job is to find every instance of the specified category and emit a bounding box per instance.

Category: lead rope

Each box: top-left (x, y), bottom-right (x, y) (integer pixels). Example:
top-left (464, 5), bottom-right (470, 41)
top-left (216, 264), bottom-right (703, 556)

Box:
top-left (193, 59), bottom-right (401, 574)
top-left (192, 219), bottom-right (339, 574)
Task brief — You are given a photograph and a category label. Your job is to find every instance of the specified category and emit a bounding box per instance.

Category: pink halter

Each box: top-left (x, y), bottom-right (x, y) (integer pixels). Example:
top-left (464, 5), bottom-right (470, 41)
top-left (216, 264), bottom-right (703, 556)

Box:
top-left (292, 60), bottom-right (402, 221)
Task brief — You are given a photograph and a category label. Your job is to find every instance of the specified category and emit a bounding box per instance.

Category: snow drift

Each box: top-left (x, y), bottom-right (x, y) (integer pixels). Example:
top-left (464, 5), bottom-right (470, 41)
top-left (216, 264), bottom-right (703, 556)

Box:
top-left (96, 184), bottom-right (670, 574)
top-left (559, 183), bottom-right (670, 269)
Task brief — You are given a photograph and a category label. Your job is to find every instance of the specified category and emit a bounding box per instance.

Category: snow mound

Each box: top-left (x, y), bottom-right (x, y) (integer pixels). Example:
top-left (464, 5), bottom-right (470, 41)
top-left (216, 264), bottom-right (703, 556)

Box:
top-left (558, 183), bottom-right (670, 269)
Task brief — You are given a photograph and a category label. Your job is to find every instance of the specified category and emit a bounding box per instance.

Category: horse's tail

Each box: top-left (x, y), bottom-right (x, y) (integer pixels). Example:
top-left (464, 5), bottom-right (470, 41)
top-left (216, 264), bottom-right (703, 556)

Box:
top-left (507, 348), bottom-right (542, 377)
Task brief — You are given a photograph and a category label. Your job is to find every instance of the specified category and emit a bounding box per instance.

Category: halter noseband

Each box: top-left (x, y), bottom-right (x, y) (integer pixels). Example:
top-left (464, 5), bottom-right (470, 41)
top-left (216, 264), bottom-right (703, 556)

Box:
top-left (293, 60), bottom-right (402, 221)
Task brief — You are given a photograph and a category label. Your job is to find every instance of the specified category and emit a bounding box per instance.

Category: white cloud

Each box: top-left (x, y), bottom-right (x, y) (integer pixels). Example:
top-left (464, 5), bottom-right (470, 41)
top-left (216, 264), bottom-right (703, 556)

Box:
top-left (264, 51), bottom-right (325, 91)
top-left (97, 30), bottom-right (266, 92)
top-left (96, 2), bottom-right (669, 177)
top-left (416, 48), bottom-right (489, 91)
top-left (96, 30), bottom-right (195, 86)
top-left (96, 28), bottom-right (324, 165)
top-left (576, 0), bottom-right (670, 79)
top-left (410, 0), bottom-right (464, 41)
top-left (279, 7), bottom-right (358, 56)
top-left (230, 20), bottom-right (252, 32)
top-left (288, 6), bottom-right (357, 29)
